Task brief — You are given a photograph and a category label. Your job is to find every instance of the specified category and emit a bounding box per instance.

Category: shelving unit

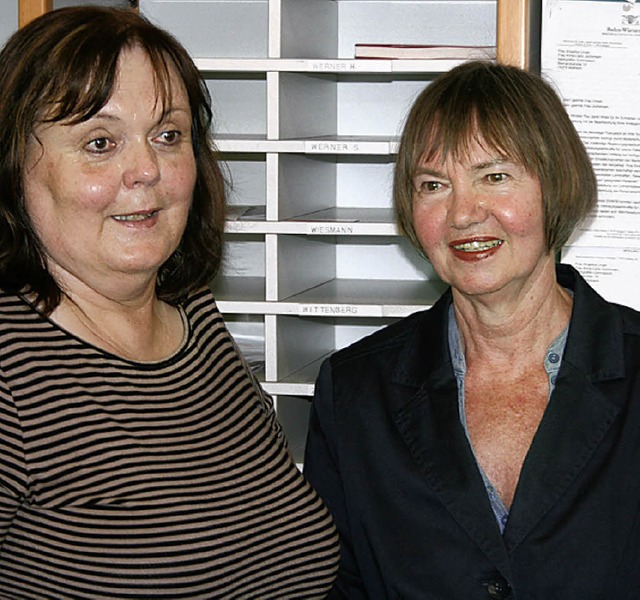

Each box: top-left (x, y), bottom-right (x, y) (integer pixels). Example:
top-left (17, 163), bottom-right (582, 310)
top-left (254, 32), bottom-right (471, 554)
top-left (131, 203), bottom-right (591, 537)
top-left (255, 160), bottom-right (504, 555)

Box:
top-left (12, 0), bottom-right (531, 464)
top-left (137, 0), bottom-right (498, 462)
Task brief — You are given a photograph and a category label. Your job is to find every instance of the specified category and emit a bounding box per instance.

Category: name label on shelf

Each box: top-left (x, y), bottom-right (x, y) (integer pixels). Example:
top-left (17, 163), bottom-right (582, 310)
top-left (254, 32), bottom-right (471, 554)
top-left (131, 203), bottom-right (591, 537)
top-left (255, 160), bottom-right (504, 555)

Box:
top-left (299, 304), bottom-right (362, 316)
top-left (308, 60), bottom-right (360, 71)
top-left (305, 141), bottom-right (361, 153)
top-left (307, 224), bottom-right (355, 235)
top-left (305, 59), bottom-right (390, 73)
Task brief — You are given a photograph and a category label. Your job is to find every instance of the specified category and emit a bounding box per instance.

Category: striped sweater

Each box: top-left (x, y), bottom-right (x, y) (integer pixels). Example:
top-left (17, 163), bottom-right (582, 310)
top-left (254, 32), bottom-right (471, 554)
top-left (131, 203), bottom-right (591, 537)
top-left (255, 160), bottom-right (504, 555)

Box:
top-left (0, 288), bottom-right (339, 599)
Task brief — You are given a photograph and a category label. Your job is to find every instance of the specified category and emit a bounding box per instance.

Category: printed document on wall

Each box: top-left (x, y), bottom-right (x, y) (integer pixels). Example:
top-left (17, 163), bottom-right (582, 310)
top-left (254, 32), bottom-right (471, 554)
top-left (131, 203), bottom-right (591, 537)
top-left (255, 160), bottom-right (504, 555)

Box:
top-left (562, 245), bottom-right (640, 310)
top-left (541, 0), bottom-right (640, 248)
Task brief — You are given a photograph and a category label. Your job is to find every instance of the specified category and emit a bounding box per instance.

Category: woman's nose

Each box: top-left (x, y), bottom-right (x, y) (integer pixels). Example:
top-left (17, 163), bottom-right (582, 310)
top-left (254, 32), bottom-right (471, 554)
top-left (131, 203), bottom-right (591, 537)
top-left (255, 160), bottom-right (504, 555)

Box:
top-left (122, 140), bottom-right (161, 188)
top-left (447, 185), bottom-right (488, 229)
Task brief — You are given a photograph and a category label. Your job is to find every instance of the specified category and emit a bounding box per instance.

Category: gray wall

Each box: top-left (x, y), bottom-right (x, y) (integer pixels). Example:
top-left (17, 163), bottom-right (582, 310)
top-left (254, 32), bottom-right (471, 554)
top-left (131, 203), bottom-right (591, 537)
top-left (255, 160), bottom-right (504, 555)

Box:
top-left (0, 1), bottom-right (18, 49)
top-left (0, 0), bottom-right (135, 51)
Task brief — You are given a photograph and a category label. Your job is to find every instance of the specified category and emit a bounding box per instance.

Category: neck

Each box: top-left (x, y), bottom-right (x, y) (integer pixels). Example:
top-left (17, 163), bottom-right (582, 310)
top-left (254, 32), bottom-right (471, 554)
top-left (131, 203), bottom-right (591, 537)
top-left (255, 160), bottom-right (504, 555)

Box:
top-left (452, 263), bottom-right (572, 365)
top-left (50, 282), bottom-right (184, 362)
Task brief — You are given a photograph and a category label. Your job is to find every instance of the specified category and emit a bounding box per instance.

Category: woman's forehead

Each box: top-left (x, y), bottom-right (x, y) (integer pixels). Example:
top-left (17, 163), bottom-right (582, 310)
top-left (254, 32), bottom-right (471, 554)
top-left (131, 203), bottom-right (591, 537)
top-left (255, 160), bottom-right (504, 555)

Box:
top-left (417, 133), bottom-right (509, 168)
top-left (39, 46), bottom-right (186, 125)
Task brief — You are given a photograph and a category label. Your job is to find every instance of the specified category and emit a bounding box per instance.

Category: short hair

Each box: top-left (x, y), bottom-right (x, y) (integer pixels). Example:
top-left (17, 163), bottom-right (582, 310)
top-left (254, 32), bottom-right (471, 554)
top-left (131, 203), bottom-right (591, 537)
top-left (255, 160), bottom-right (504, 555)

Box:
top-left (0, 6), bottom-right (226, 313)
top-left (394, 60), bottom-right (597, 255)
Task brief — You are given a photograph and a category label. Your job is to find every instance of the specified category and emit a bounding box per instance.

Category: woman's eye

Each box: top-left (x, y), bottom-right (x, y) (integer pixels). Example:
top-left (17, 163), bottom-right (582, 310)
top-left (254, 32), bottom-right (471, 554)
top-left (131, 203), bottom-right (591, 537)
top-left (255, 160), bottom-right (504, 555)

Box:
top-left (420, 180), bottom-right (442, 193)
top-left (414, 177), bottom-right (442, 193)
top-left (487, 172), bottom-right (508, 183)
top-left (157, 130), bottom-right (181, 145)
top-left (85, 137), bottom-right (113, 153)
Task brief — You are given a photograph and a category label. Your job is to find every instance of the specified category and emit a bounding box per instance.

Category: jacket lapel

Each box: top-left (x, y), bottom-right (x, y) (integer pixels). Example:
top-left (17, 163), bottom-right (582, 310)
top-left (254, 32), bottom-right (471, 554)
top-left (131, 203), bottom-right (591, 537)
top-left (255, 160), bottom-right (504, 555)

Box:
top-left (503, 364), bottom-right (621, 549)
top-left (391, 292), bottom-right (514, 578)
top-left (504, 265), bottom-right (625, 548)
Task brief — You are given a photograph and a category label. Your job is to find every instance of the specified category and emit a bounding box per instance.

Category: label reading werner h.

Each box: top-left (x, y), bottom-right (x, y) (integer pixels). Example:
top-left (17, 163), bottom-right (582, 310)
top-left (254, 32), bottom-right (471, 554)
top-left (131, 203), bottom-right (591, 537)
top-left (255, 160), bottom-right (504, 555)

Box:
top-left (308, 60), bottom-right (359, 72)
top-left (306, 59), bottom-right (390, 73)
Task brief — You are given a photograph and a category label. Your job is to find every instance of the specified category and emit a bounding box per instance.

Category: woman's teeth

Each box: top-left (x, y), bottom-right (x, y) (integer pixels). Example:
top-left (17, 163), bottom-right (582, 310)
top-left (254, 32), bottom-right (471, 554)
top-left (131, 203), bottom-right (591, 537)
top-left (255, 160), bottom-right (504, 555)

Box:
top-left (453, 239), bottom-right (502, 252)
top-left (113, 211), bottom-right (157, 222)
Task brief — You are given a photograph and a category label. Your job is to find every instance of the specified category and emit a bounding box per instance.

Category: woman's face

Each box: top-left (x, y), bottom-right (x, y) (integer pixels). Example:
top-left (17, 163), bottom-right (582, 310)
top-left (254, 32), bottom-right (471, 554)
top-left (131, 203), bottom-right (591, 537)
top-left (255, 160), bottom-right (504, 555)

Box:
top-left (23, 46), bottom-right (196, 296)
top-left (412, 139), bottom-right (552, 300)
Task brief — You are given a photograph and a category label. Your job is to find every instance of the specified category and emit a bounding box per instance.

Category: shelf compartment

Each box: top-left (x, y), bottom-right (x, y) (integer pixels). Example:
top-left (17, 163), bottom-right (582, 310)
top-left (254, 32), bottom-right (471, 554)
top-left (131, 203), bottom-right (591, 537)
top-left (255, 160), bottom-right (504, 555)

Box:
top-left (280, 0), bottom-right (496, 60)
top-left (224, 313), bottom-right (266, 375)
top-left (204, 73), bottom-right (267, 136)
top-left (221, 152), bottom-right (267, 210)
top-left (139, 0), bottom-right (269, 59)
top-left (277, 71), bottom-right (433, 139)
top-left (273, 234), bottom-right (438, 302)
top-left (273, 314), bottom-right (397, 381)
top-left (213, 234), bottom-right (267, 306)
top-left (219, 233), bottom-right (265, 275)
top-left (277, 153), bottom-right (395, 221)
top-left (210, 276), bottom-right (267, 311)
top-left (274, 395), bottom-right (313, 466)
top-left (262, 354), bottom-right (329, 397)
top-left (273, 315), bottom-right (336, 383)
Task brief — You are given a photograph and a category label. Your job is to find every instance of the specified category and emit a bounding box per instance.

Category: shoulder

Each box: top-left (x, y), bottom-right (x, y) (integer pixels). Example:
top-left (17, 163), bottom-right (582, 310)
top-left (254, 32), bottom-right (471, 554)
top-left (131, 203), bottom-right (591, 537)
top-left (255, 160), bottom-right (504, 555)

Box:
top-left (612, 302), bottom-right (640, 336)
top-left (181, 286), bottom-right (218, 315)
top-left (560, 264), bottom-right (640, 376)
top-left (329, 310), bottom-right (427, 369)
top-left (0, 288), bottom-right (33, 314)
top-left (0, 288), bottom-right (44, 334)
top-left (562, 263), bottom-right (640, 335)
top-left (327, 288), bottom-right (452, 377)
top-left (180, 287), bottom-right (226, 331)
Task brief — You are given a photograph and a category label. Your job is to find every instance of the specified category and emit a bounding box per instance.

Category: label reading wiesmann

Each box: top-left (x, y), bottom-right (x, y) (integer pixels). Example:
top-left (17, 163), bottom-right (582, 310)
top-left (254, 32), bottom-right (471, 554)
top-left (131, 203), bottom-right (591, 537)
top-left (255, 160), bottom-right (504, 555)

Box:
top-left (307, 225), bottom-right (355, 235)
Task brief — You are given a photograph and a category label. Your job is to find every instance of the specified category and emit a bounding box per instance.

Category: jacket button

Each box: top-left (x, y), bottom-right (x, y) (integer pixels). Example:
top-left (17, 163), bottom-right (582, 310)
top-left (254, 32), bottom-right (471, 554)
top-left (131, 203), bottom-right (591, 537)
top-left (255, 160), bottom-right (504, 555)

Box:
top-left (486, 578), bottom-right (511, 599)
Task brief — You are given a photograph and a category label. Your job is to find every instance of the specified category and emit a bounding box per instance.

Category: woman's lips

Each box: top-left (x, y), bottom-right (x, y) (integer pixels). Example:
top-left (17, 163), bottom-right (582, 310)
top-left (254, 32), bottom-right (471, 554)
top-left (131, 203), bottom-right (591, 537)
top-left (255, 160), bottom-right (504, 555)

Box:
top-left (449, 237), bottom-right (503, 261)
top-left (112, 209), bottom-right (160, 226)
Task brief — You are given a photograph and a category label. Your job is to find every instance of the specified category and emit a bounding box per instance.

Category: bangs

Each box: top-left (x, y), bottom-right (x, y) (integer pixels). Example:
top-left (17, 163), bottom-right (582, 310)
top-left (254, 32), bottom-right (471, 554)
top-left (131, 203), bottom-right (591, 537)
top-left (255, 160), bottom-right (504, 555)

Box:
top-left (415, 104), bottom-right (534, 174)
top-left (410, 62), bottom-right (546, 177)
top-left (40, 42), bottom-right (176, 126)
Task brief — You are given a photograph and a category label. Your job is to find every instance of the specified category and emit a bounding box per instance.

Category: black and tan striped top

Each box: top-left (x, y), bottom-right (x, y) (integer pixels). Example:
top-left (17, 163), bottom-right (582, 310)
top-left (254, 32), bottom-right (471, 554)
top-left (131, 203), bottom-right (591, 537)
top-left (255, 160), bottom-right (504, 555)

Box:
top-left (0, 288), bottom-right (339, 599)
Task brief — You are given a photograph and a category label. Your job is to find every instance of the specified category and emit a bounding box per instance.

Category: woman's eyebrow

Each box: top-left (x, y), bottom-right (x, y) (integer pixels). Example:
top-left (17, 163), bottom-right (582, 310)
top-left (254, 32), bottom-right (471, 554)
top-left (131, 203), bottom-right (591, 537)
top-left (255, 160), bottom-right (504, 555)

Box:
top-left (413, 165), bottom-right (447, 179)
top-left (160, 106), bottom-right (191, 118)
top-left (471, 158), bottom-right (512, 171)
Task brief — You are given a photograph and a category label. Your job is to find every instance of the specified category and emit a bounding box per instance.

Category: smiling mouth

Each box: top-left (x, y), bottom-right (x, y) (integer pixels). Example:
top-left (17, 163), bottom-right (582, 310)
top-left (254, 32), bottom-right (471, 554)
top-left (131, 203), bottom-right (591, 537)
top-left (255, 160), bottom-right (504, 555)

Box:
top-left (112, 210), bottom-right (159, 222)
top-left (451, 239), bottom-right (503, 252)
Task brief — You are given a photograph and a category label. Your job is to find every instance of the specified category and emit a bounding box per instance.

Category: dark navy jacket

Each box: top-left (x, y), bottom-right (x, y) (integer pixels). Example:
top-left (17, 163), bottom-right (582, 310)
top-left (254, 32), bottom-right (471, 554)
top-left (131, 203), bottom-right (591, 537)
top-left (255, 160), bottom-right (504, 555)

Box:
top-left (305, 264), bottom-right (640, 599)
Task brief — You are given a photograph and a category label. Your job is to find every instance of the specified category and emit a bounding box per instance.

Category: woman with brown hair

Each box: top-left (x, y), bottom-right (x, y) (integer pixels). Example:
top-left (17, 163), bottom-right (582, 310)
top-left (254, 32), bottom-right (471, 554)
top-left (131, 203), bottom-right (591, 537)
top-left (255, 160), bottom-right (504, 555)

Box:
top-left (0, 7), bottom-right (338, 598)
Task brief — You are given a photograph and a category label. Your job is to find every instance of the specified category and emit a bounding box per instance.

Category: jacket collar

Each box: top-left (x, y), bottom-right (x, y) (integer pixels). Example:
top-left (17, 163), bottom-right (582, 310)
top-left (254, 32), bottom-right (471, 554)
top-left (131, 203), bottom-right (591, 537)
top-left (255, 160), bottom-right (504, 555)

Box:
top-left (391, 286), bottom-right (453, 391)
top-left (392, 264), bottom-right (626, 391)
top-left (557, 263), bottom-right (627, 384)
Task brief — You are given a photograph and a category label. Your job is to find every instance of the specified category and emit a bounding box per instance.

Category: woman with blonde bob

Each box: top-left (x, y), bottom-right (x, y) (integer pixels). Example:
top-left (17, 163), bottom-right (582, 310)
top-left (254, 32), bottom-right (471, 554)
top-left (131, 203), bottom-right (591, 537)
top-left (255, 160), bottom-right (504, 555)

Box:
top-left (305, 61), bottom-right (640, 599)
